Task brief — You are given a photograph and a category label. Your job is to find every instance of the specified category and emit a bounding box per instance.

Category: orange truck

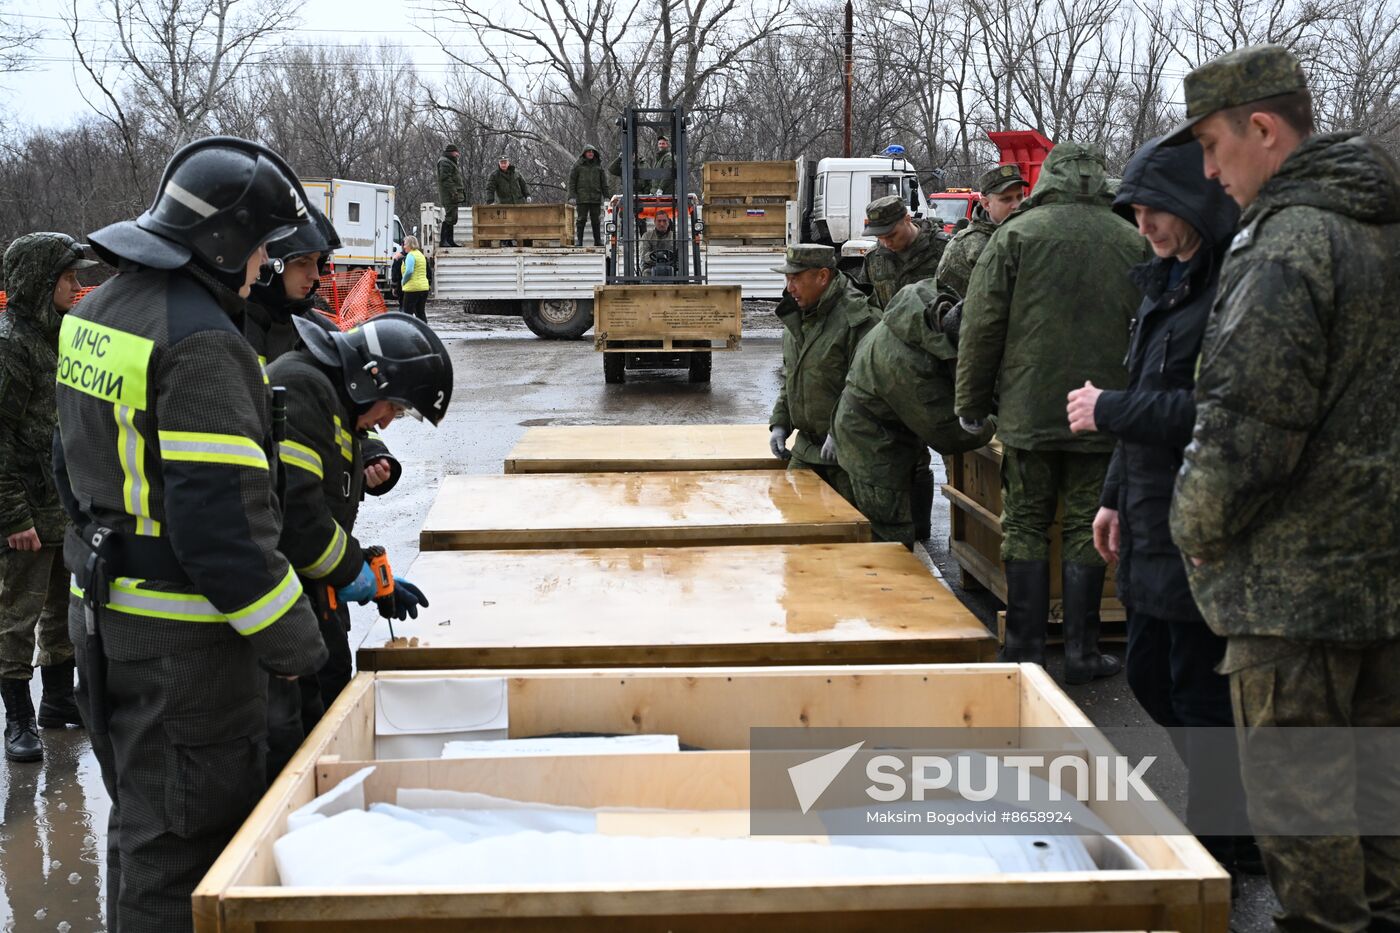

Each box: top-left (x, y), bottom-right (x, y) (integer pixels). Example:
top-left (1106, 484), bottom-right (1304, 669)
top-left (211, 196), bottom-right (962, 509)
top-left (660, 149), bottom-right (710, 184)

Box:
top-left (927, 129), bottom-right (1055, 233)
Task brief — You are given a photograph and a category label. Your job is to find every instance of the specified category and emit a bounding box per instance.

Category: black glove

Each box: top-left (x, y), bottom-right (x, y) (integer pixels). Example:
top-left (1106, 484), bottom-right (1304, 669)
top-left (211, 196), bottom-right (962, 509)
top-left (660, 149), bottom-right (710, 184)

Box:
top-left (377, 577), bottom-right (428, 621)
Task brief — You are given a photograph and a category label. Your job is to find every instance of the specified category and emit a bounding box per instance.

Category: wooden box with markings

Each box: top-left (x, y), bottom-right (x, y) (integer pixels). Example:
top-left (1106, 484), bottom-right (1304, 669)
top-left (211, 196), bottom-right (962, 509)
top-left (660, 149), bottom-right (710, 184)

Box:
top-left (593, 284), bottom-right (742, 352)
top-left (471, 203), bottom-right (575, 247)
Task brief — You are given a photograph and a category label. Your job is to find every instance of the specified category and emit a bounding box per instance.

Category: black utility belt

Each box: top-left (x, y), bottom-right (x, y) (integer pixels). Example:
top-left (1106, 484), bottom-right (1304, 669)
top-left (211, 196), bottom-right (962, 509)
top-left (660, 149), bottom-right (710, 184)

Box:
top-left (72, 525), bottom-right (190, 587)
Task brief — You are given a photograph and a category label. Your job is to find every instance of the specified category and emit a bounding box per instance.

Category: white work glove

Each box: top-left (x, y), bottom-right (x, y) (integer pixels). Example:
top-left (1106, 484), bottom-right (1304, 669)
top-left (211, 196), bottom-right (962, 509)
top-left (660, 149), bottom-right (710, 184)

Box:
top-left (820, 434), bottom-right (838, 463)
top-left (769, 425), bottom-right (792, 460)
top-left (959, 416), bottom-right (986, 435)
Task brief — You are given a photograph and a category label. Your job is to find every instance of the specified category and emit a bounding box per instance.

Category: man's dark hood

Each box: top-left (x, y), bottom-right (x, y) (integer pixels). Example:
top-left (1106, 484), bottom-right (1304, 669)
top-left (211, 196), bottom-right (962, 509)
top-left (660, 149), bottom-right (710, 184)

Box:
top-left (1115, 134), bottom-right (1239, 251)
top-left (1249, 132), bottom-right (1400, 225)
top-left (577, 146), bottom-right (601, 165)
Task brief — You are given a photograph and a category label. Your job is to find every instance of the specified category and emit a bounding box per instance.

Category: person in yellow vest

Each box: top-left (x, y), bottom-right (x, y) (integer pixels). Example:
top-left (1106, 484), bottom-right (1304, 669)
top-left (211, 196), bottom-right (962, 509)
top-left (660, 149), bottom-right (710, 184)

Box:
top-left (400, 235), bottom-right (430, 322)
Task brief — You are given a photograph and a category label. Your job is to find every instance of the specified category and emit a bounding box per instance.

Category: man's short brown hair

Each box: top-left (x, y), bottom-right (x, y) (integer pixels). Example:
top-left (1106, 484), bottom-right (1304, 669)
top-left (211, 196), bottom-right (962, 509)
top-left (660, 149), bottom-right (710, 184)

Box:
top-left (1223, 90), bottom-right (1315, 137)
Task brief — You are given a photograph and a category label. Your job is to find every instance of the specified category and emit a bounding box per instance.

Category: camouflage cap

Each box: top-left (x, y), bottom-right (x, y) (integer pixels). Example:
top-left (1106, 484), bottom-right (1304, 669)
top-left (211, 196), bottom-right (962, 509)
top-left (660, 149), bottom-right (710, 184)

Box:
top-left (1165, 44), bottom-right (1309, 144)
top-left (978, 164), bottom-right (1026, 195)
top-left (770, 243), bottom-right (837, 274)
top-left (862, 195), bottom-right (909, 236)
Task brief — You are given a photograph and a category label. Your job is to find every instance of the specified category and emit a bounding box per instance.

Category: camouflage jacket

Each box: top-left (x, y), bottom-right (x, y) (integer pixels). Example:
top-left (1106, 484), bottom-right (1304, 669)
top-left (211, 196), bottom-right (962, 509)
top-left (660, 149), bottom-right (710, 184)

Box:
top-left (436, 151), bottom-right (466, 207)
top-left (0, 236), bottom-right (72, 542)
top-left (652, 150), bottom-right (676, 195)
top-left (568, 147), bottom-right (609, 203)
top-left (861, 217), bottom-right (948, 309)
top-left (485, 167), bottom-right (530, 205)
top-left (955, 142), bottom-right (1148, 451)
top-left (935, 207), bottom-right (997, 300)
top-left (1170, 133), bottom-right (1400, 642)
top-left (770, 272), bottom-right (880, 465)
top-left (833, 280), bottom-right (993, 488)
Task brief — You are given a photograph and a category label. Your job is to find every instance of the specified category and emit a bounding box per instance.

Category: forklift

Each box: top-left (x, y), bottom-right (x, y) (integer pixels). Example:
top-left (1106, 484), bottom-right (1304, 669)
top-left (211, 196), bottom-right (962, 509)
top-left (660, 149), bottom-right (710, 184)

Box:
top-left (600, 106), bottom-right (713, 384)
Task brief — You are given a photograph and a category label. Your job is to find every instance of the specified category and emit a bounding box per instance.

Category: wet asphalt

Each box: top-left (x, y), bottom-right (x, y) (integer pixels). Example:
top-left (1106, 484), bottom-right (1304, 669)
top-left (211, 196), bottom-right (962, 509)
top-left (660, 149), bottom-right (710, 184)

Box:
top-left (0, 304), bottom-right (1276, 931)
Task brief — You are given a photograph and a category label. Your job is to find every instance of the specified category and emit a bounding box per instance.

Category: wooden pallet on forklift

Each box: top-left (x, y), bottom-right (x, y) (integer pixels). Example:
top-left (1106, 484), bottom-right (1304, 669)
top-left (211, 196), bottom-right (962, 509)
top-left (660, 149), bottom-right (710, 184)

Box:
top-left (472, 203), bottom-right (576, 246)
top-left (942, 439), bottom-right (1126, 628)
top-left (593, 284), bottom-right (741, 352)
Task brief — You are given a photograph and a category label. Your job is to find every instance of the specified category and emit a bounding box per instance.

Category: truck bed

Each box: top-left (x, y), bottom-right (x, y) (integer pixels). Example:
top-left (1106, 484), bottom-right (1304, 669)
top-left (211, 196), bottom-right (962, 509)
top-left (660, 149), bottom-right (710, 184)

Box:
top-left (433, 247), bottom-right (607, 301)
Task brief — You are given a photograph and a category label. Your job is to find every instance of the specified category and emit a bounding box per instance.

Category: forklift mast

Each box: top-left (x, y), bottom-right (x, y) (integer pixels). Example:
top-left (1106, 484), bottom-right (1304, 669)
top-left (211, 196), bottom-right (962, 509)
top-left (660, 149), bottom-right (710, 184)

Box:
top-left (609, 107), bottom-right (705, 285)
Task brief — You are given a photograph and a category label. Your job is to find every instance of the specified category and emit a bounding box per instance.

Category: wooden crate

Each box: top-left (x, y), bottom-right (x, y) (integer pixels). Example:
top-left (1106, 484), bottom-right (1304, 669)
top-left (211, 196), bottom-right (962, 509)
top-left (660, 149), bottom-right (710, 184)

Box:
top-left (702, 160), bottom-right (799, 201)
top-left (593, 284), bottom-right (742, 351)
top-left (356, 542), bottom-right (997, 671)
top-left (419, 470), bottom-right (869, 551)
top-left (194, 664), bottom-right (1229, 932)
top-left (472, 203), bottom-right (575, 247)
top-left (942, 440), bottom-right (1125, 626)
top-left (700, 203), bottom-right (787, 240)
top-left (504, 423), bottom-right (785, 473)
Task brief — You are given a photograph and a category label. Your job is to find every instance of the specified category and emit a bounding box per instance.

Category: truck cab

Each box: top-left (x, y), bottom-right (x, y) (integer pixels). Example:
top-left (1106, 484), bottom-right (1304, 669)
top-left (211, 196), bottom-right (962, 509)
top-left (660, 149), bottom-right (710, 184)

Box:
top-left (801, 151), bottom-right (935, 271)
top-left (927, 190), bottom-right (979, 233)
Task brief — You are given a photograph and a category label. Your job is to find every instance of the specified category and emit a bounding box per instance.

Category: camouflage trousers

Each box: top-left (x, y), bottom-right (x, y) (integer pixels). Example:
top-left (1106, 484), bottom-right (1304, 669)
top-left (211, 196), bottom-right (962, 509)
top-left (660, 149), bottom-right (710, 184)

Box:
top-left (788, 455), bottom-right (857, 511)
top-left (850, 478), bottom-right (916, 549)
top-left (999, 447), bottom-right (1111, 565)
top-left (1225, 635), bottom-right (1400, 932)
top-left (0, 544), bottom-right (73, 680)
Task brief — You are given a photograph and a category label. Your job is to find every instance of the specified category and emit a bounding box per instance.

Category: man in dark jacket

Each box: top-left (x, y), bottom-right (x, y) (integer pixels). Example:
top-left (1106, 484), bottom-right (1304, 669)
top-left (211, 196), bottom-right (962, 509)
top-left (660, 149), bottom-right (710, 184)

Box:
top-left (486, 156), bottom-right (530, 205)
top-left (1065, 134), bottom-right (1253, 874)
top-left (955, 142), bottom-right (1149, 682)
top-left (435, 145), bottom-right (466, 247)
top-left (568, 145), bottom-right (609, 246)
top-left (0, 233), bottom-right (95, 762)
top-left (832, 280), bottom-right (994, 546)
top-left (1167, 45), bottom-right (1400, 929)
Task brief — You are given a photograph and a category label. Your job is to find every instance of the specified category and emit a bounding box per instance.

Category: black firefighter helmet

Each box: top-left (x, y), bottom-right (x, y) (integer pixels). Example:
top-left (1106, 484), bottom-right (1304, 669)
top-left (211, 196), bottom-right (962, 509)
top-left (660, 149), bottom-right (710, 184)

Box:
top-left (88, 136), bottom-right (309, 276)
top-left (254, 204), bottom-right (341, 302)
top-left (292, 312), bottom-right (453, 426)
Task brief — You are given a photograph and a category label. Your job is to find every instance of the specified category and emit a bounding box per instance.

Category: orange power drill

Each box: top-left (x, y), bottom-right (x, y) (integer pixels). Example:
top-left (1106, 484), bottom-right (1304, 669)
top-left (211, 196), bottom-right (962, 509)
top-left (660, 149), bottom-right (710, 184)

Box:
top-left (325, 545), bottom-right (398, 637)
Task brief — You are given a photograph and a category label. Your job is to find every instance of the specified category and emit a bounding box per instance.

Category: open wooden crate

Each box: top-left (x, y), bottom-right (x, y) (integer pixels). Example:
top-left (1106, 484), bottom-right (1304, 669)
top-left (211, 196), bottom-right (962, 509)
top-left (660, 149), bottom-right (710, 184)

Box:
top-left (593, 284), bottom-right (742, 352)
top-left (356, 542), bottom-right (997, 671)
top-left (418, 469), bottom-right (869, 550)
top-left (193, 664), bottom-right (1228, 932)
top-left (503, 423), bottom-right (785, 473)
top-left (472, 203), bottom-right (575, 246)
top-left (943, 440), bottom-right (1125, 636)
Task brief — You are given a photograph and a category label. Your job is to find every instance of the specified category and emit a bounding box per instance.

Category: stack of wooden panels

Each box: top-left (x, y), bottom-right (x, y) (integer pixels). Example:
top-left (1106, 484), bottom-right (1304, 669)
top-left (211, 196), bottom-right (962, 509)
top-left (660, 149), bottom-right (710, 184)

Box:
top-left (197, 665), bottom-right (1230, 932)
top-left (472, 203), bottom-right (576, 247)
top-left (502, 423), bottom-right (783, 474)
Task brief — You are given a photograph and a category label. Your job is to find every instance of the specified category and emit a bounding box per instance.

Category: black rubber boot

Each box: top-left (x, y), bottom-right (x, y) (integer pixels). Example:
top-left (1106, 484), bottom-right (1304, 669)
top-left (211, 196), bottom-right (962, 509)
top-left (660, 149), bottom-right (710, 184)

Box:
top-left (37, 660), bottom-right (84, 729)
top-left (1000, 560), bottom-right (1049, 665)
top-left (1062, 562), bottom-right (1122, 685)
top-left (440, 223), bottom-right (456, 248)
top-left (2, 677), bottom-right (43, 762)
top-left (911, 462), bottom-right (935, 542)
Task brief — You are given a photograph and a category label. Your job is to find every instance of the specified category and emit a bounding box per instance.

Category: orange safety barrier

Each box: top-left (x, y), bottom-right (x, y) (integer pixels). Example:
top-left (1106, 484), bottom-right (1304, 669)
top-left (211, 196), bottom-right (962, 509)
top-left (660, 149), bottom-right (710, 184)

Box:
top-left (320, 268), bottom-right (388, 331)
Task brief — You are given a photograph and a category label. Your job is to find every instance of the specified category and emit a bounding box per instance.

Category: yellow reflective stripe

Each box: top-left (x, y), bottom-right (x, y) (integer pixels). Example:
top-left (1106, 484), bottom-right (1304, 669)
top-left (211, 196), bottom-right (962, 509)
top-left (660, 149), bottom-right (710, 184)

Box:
top-left (158, 431), bottom-right (269, 470)
top-left (226, 567), bottom-right (303, 635)
top-left (298, 523), bottom-right (348, 580)
top-left (279, 440), bottom-right (323, 479)
top-left (57, 316), bottom-right (153, 409)
top-left (72, 569), bottom-right (303, 635)
top-left (114, 404), bottom-right (160, 537)
top-left (333, 416), bottom-right (354, 462)
top-left (258, 355), bottom-right (270, 386)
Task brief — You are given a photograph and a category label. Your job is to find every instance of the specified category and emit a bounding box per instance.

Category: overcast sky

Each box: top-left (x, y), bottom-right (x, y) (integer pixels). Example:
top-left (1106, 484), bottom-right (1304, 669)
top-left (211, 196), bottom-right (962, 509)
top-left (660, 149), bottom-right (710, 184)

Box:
top-left (0, 0), bottom-right (467, 128)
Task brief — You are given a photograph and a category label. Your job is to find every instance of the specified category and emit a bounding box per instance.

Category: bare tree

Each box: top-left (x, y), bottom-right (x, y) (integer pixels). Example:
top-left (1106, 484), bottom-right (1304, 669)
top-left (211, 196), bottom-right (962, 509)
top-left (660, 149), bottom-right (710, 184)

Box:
top-left (0, 0), bottom-right (38, 75)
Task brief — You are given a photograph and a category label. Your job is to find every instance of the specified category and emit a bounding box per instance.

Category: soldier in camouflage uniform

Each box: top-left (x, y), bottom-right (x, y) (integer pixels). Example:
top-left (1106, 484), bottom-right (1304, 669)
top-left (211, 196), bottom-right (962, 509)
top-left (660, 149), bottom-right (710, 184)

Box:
top-left (860, 195), bottom-right (950, 540)
top-left (831, 280), bottom-right (994, 547)
top-left (955, 142), bottom-right (1148, 681)
top-left (0, 233), bottom-right (95, 762)
top-left (769, 244), bottom-right (881, 505)
top-left (435, 144), bottom-right (466, 247)
top-left (860, 194), bottom-right (948, 310)
top-left (935, 164), bottom-right (1027, 300)
top-left (485, 156), bottom-right (530, 205)
top-left (1167, 44), bottom-right (1400, 930)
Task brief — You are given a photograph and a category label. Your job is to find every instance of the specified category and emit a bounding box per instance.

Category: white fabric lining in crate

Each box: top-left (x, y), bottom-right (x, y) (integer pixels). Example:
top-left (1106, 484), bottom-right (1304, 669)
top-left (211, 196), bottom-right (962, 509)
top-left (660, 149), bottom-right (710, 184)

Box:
top-left (373, 677), bottom-right (508, 759)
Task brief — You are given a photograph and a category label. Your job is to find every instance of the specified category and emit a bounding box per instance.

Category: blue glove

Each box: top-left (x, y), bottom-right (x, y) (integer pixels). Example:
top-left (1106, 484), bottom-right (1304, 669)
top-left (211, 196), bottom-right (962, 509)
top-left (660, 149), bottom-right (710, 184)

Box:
top-left (337, 561), bottom-right (377, 604)
top-left (379, 576), bottom-right (428, 621)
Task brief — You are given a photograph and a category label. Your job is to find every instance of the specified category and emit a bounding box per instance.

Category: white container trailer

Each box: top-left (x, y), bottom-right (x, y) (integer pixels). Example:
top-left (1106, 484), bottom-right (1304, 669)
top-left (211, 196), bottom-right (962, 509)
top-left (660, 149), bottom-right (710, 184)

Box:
top-left (301, 178), bottom-right (403, 280)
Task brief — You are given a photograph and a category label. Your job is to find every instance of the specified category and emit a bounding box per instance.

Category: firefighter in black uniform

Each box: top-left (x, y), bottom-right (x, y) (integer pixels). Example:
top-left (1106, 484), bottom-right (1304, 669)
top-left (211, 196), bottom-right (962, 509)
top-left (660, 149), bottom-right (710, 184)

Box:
top-left (52, 136), bottom-right (328, 933)
top-left (268, 313), bottom-right (452, 714)
top-left (244, 205), bottom-right (406, 774)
